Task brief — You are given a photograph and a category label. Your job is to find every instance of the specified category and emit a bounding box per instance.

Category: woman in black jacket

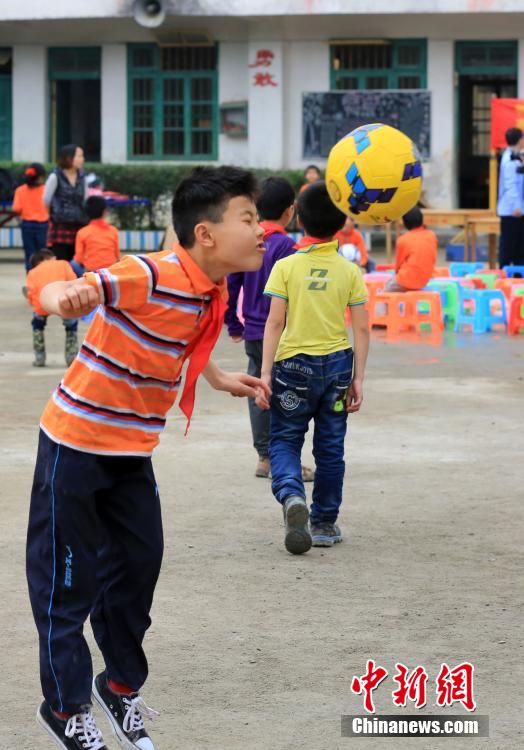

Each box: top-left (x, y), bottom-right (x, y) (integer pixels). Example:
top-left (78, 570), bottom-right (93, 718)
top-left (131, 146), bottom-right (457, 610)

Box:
top-left (44, 144), bottom-right (87, 261)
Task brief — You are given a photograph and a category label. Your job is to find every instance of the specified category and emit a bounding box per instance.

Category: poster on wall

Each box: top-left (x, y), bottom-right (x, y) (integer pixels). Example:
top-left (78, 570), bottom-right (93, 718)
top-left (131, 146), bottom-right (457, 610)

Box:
top-left (303, 90), bottom-right (431, 160)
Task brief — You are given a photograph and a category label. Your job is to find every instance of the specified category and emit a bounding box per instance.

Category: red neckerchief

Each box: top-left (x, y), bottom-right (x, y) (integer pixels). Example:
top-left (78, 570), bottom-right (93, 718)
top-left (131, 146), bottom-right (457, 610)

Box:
top-left (260, 220), bottom-right (288, 241)
top-left (294, 234), bottom-right (333, 249)
top-left (174, 245), bottom-right (227, 435)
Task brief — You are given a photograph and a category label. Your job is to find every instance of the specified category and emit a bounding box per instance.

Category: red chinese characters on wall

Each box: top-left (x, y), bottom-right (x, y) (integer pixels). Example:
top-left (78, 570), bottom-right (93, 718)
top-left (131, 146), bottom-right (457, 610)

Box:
top-left (249, 49), bottom-right (278, 87)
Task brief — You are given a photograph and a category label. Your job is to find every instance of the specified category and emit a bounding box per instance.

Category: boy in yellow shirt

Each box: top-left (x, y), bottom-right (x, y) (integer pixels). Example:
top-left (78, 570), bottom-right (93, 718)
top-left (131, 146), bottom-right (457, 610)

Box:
top-left (260, 182), bottom-right (370, 554)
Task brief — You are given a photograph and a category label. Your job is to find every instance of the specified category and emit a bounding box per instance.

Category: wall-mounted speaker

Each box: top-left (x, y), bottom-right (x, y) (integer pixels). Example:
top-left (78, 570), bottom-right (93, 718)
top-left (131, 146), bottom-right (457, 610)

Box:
top-left (133, 0), bottom-right (166, 29)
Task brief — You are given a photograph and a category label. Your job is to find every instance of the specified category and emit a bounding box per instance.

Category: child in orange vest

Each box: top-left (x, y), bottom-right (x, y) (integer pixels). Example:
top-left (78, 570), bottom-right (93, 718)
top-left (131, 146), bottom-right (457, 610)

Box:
top-left (12, 163), bottom-right (49, 270)
top-left (72, 195), bottom-right (120, 274)
top-left (385, 207), bottom-right (438, 292)
top-left (335, 216), bottom-right (376, 272)
top-left (26, 250), bottom-right (78, 367)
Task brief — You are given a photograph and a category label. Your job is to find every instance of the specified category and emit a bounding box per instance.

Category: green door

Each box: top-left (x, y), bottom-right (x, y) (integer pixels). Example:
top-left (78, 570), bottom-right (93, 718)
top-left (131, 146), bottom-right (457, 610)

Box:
top-left (49, 48), bottom-right (101, 162)
top-left (0, 76), bottom-right (12, 160)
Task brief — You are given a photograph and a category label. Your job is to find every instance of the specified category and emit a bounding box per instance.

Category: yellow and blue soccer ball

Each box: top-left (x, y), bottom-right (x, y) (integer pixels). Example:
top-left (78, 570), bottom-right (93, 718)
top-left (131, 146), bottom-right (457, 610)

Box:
top-left (325, 123), bottom-right (422, 225)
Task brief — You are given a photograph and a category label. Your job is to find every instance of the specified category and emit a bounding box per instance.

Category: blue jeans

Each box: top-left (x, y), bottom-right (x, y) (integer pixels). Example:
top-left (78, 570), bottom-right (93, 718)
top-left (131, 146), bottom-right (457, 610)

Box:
top-left (269, 349), bottom-right (353, 525)
top-left (21, 220), bottom-right (48, 270)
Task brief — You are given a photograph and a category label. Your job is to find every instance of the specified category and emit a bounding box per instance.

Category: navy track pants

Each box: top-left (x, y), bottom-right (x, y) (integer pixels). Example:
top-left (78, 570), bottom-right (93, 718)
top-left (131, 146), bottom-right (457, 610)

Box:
top-left (26, 430), bottom-right (164, 714)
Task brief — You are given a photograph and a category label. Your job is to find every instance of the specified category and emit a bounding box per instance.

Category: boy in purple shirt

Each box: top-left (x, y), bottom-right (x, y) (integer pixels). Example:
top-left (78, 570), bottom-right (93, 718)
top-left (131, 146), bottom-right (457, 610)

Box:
top-left (226, 177), bottom-right (314, 481)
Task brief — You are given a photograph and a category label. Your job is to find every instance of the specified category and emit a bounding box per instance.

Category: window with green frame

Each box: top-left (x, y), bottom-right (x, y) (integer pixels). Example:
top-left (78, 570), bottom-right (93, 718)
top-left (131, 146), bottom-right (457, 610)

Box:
top-left (128, 44), bottom-right (218, 160)
top-left (0, 48), bottom-right (12, 160)
top-left (330, 40), bottom-right (427, 90)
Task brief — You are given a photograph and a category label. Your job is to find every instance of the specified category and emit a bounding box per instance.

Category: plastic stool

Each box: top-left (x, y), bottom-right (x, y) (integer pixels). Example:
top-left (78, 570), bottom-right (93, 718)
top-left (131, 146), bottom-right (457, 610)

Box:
top-left (372, 293), bottom-right (415, 334)
top-left (433, 266), bottom-right (451, 278)
top-left (494, 278), bottom-right (524, 300)
top-left (471, 272), bottom-right (499, 289)
top-left (475, 268), bottom-right (506, 278)
top-left (404, 291), bottom-right (444, 332)
top-left (450, 261), bottom-right (486, 278)
top-left (503, 265), bottom-right (524, 278)
top-left (465, 274), bottom-right (488, 289)
top-left (366, 278), bottom-right (389, 327)
top-left (508, 295), bottom-right (524, 334)
top-left (427, 280), bottom-right (459, 327)
top-left (455, 288), bottom-right (507, 333)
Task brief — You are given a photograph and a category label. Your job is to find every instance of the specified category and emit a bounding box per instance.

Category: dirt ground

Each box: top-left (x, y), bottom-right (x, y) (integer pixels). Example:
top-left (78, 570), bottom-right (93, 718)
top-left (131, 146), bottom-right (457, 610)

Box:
top-left (0, 260), bottom-right (522, 749)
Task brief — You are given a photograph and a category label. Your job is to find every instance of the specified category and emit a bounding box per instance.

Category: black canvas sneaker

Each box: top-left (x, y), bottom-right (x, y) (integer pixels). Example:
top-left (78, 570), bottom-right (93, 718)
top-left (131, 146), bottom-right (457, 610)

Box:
top-left (36, 701), bottom-right (107, 749)
top-left (92, 672), bottom-right (158, 750)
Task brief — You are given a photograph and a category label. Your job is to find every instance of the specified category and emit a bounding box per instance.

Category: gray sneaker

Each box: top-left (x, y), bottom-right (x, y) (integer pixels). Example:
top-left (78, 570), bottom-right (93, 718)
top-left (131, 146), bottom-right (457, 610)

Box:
top-left (310, 523), bottom-right (343, 547)
top-left (283, 496), bottom-right (312, 555)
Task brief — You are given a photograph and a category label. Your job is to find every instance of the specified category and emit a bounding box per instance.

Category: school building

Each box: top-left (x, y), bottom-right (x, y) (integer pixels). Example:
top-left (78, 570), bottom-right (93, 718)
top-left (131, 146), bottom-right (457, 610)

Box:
top-left (1, 0), bottom-right (524, 209)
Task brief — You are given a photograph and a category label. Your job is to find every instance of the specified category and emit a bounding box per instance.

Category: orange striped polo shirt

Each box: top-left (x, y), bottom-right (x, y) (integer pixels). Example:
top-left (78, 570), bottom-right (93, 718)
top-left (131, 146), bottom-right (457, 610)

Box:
top-left (40, 246), bottom-right (227, 456)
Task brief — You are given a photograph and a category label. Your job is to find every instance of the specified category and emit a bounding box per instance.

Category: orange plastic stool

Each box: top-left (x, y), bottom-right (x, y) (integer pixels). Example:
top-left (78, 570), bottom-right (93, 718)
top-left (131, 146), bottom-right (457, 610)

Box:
top-left (366, 278), bottom-right (389, 327)
top-left (372, 292), bottom-right (415, 334)
top-left (404, 291), bottom-right (444, 332)
top-left (495, 278), bottom-right (524, 301)
top-left (433, 266), bottom-right (451, 277)
top-left (508, 295), bottom-right (524, 334)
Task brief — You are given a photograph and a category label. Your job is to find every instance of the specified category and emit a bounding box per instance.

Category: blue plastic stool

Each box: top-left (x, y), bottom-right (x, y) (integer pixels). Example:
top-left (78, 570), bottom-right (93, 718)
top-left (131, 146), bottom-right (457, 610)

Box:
top-left (455, 288), bottom-right (507, 333)
top-left (449, 261), bottom-right (487, 278)
top-left (479, 289), bottom-right (507, 331)
top-left (503, 265), bottom-right (524, 278)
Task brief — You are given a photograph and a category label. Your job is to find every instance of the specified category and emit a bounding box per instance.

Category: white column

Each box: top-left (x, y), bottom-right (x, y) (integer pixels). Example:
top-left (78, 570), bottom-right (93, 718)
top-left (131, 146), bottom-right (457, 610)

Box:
top-left (283, 41), bottom-right (330, 169)
top-left (426, 39), bottom-right (455, 208)
top-left (518, 39), bottom-right (524, 98)
top-left (218, 41), bottom-right (249, 166)
top-left (101, 44), bottom-right (127, 163)
top-left (12, 46), bottom-right (47, 162)
top-left (247, 41), bottom-right (284, 169)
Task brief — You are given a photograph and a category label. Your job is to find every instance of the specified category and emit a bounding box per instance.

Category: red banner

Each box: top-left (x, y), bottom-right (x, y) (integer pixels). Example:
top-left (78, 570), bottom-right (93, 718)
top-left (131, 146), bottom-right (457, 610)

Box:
top-left (491, 98), bottom-right (524, 149)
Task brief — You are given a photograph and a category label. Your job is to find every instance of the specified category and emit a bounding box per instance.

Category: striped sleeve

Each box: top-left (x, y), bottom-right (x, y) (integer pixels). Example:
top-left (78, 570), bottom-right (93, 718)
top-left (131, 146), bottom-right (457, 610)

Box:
top-left (264, 259), bottom-right (288, 300)
top-left (84, 254), bottom-right (153, 311)
top-left (348, 266), bottom-right (368, 307)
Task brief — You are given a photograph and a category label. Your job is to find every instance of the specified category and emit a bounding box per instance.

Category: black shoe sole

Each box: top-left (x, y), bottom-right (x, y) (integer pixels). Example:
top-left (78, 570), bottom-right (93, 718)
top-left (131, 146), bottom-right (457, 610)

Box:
top-left (285, 501), bottom-right (312, 555)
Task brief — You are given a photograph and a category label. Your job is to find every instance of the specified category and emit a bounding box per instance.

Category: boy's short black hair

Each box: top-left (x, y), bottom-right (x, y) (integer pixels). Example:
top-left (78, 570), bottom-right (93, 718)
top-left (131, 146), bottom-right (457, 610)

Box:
top-left (30, 249), bottom-right (54, 269)
top-left (505, 127), bottom-right (523, 146)
top-left (402, 206), bottom-right (424, 230)
top-left (85, 195), bottom-right (107, 220)
top-left (297, 181), bottom-right (346, 239)
top-left (172, 166), bottom-right (259, 248)
top-left (256, 176), bottom-right (295, 221)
